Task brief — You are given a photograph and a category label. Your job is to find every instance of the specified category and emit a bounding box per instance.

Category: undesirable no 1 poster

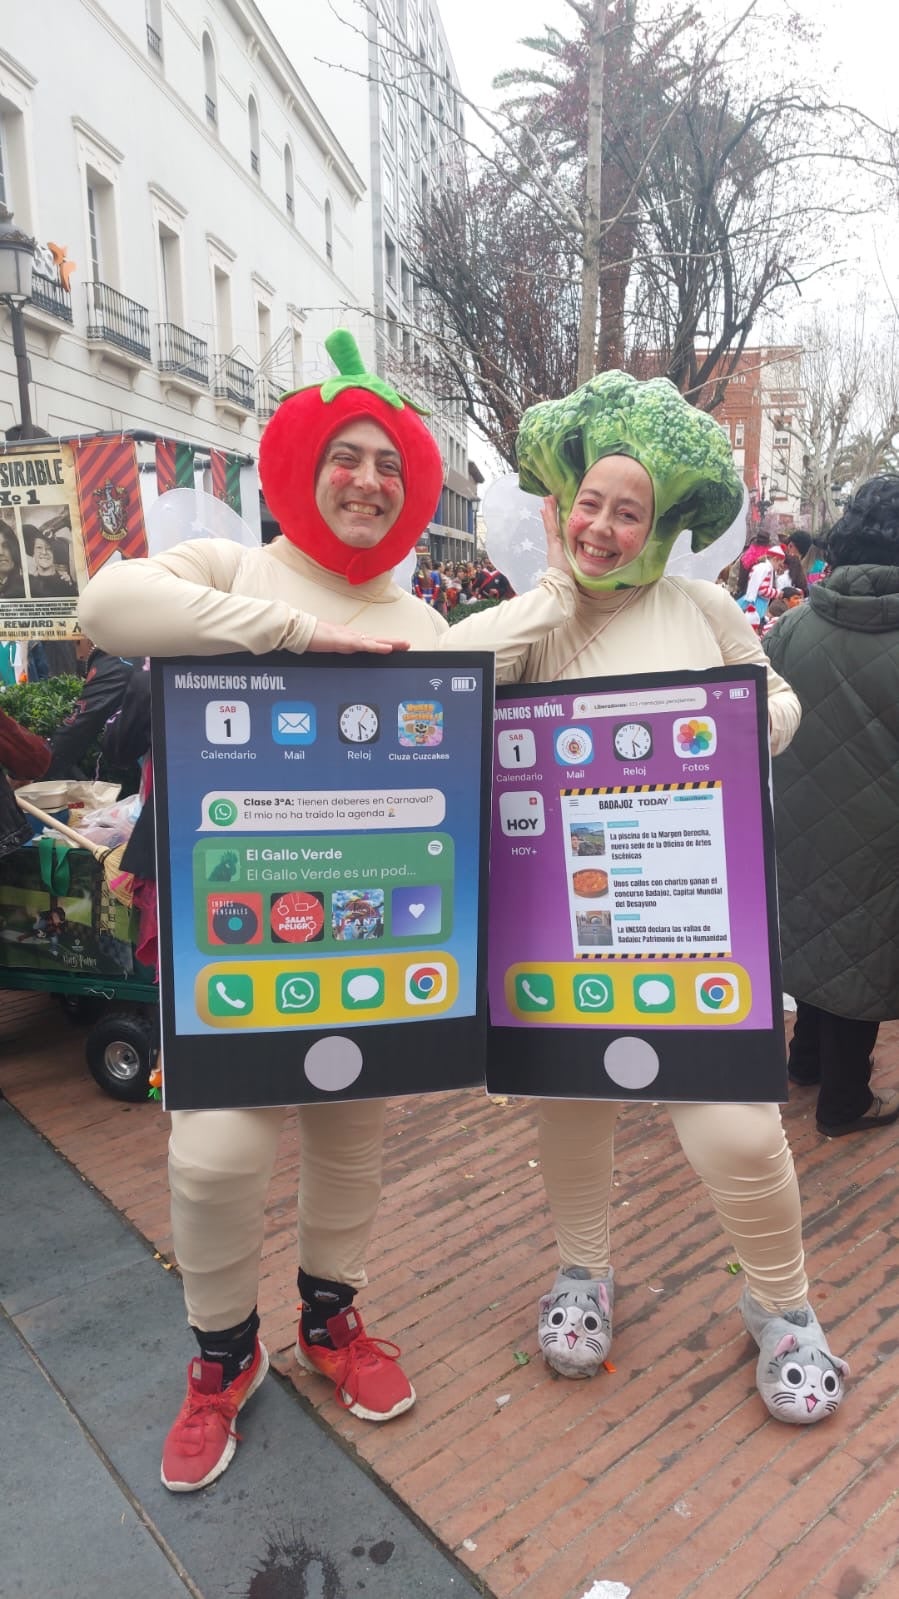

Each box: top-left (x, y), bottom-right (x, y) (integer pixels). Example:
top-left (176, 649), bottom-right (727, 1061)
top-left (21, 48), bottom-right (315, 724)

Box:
top-left (152, 650), bottom-right (494, 1110)
top-left (487, 665), bottom-right (787, 1103)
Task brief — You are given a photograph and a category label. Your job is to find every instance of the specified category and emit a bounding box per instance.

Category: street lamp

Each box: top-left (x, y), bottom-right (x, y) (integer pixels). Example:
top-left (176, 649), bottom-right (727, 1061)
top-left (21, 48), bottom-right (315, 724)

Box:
top-left (0, 205), bottom-right (38, 439)
top-left (756, 474), bottom-right (772, 523)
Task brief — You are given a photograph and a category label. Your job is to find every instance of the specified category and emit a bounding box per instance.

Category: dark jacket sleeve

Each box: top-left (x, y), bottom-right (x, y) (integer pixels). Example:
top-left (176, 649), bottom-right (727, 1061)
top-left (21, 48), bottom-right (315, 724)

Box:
top-left (46, 652), bottom-right (135, 779)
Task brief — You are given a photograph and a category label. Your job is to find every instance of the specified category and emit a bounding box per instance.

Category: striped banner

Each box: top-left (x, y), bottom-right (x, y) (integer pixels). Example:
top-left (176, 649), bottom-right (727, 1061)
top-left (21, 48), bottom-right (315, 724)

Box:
top-left (210, 449), bottom-right (242, 514)
top-left (155, 439), bottom-right (195, 494)
top-left (71, 437), bottom-right (148, 578)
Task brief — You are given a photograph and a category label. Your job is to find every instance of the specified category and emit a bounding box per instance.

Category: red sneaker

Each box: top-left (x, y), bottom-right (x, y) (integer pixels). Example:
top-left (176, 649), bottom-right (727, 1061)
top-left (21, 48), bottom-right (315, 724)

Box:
top-left (296, 1307), bottom-right (415, 1421)
top-left (161, 1339), bottom-right (269, 1492)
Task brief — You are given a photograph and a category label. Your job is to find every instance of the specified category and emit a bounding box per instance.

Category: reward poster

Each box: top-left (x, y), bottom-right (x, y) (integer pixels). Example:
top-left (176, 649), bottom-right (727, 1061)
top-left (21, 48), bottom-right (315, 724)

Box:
top-left (487, 666), bottom-right (787, 1103)
top-left (0, 438), bottom-right (148, 639)
top-left (152, 651), bottom-right (493, 1110)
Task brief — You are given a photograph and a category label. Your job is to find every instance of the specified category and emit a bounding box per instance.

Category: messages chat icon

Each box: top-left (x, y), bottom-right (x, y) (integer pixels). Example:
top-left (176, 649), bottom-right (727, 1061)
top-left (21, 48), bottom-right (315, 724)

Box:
top-left (272, 702), bottom-right (317, 746)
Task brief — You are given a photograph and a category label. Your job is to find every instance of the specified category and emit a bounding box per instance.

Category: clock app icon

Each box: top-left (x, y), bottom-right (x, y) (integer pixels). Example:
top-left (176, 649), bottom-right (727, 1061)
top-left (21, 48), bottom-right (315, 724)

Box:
top-left (613, 721), bottom-right (653, 760)
top-left (338, 703), bottom-right (380, 744)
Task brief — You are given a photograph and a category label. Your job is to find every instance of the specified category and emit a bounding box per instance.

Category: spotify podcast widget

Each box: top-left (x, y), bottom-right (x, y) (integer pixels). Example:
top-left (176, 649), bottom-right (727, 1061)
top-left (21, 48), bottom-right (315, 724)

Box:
top-left (151, 651), bottom-right (493, 1111)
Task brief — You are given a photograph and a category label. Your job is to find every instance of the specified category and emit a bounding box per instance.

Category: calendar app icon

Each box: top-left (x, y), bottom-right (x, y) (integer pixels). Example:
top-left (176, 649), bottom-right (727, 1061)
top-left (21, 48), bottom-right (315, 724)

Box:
top-left (205, 701), bottom-right (251, 744)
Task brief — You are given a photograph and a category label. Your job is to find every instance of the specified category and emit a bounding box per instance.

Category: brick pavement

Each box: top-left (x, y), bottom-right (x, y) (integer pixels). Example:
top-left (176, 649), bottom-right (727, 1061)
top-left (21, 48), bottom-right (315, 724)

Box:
top-left (2, 990), bottom-right (899, 1599)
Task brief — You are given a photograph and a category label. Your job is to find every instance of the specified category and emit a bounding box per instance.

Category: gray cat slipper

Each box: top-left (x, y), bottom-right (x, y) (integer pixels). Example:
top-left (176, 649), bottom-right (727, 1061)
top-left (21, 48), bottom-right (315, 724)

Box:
top-left (740, 1286), bottom-right (849, 1424)
top-left (538, 1266), bottom-right (613, 1378)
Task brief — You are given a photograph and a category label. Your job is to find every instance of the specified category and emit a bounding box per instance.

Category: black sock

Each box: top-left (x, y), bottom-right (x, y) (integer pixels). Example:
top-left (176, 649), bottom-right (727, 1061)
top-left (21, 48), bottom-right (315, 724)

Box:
top-left (298, 1270), bottom-right (355, 1349)
top-left (193, 1308), bottom-right (259, 1389)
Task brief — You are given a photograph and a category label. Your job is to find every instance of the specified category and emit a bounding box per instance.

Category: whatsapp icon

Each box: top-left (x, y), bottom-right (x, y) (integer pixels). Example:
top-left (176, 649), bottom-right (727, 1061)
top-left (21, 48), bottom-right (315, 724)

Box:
top-left (209, 798), bottom-right (238, 828)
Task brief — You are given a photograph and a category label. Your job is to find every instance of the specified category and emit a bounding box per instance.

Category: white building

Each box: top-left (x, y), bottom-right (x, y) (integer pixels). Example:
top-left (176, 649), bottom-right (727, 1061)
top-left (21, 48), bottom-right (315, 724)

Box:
top-left (368, 0), bottom-right (479, 561)
top-left (258, 0), bottom-right (481, 561)
top-left (0, 0), bottom-right (371, 483)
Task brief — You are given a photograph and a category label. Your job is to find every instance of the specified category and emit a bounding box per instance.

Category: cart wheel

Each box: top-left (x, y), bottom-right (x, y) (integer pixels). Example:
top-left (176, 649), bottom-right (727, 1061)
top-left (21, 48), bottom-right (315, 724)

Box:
top-left (58, 994), bottom-right (107, 1025)
top-left (86, 1008), bottom-right (156, 1102)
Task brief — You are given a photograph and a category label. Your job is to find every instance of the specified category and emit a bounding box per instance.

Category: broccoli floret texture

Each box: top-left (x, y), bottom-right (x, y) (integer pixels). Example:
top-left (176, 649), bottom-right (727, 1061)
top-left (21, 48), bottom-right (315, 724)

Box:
top-left (518, 369), bottom-right (744, 591)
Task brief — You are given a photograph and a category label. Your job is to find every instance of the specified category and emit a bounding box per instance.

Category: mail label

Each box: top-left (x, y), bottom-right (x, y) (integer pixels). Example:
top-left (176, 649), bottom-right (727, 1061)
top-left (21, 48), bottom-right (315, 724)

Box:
top-left (272, 702), bottom-right (317, 746)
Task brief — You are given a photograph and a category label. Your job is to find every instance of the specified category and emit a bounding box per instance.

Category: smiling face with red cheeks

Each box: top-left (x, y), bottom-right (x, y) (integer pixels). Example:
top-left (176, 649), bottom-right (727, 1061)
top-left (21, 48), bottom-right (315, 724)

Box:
top-left (565, 455), bottom-right (655, 580)
top-left (314, 420), bottom-right (406, 550)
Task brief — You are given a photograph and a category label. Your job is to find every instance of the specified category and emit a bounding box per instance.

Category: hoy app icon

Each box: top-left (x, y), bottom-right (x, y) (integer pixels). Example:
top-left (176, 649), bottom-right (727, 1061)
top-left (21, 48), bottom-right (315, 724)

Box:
top-left (499, 791), bottom-right (545, 837)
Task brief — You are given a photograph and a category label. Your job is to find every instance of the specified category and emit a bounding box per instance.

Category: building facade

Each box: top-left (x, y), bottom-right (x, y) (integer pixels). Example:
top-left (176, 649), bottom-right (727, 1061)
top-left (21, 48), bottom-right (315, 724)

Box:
top-left (366, 0), bottom-right (480, 561)
top-left (0, 0), bottom-right (371, 479)
top-left (711, 347), bottom-right (805, 529)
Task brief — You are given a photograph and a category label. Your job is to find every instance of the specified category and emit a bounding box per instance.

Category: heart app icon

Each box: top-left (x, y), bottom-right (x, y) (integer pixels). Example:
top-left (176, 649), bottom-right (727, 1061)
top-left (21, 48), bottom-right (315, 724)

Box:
top-left (408, 903), bottom-right (425, 919)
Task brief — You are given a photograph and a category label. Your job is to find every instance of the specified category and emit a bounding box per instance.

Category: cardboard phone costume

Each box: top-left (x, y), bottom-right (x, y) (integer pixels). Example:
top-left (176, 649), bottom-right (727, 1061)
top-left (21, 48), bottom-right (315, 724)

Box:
top-left (258, 329), bottom-right (444, 586)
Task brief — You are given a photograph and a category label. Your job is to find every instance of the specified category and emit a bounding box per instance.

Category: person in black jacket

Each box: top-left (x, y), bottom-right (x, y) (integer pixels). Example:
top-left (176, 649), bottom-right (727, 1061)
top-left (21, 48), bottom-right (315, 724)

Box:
top-left (763, 476), bottom-right (899, 1136)
top-left (45, 640), bottom-right (137, 780)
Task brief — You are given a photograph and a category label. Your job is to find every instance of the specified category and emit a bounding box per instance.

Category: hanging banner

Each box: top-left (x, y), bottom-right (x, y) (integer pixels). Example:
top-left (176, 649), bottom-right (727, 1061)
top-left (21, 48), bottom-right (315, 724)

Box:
top-left (155, 439), bottom-right (195, 495)
top-left (71, 435), bottom-right (148, 576)
top-left (151, 649), bottom-right (494, 1110)
top-left (0, 442), bottom-right (83, 640)
top-left (486, 664), bottom-right (786, 1104)
top-left (210, 449), bottom-right (242, 514)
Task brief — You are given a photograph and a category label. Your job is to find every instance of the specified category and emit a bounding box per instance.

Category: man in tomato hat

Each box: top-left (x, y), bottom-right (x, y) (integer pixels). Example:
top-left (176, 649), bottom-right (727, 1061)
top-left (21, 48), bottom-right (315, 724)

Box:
top-left (78, 331), bottom-right (451, 1490)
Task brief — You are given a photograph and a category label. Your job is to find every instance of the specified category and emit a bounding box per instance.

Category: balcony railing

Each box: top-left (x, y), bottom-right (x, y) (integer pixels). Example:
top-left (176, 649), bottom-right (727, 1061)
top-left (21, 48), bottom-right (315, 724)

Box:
top-left (30, 272), bottom-right (73, 323)
top-left (147, 22), bottom-right (162, 57)
top-left (157, 322), bottom-right (209, 385)
top-left (255, 376), bottom-right (283, 419)
top-left (86, 280), bottom-right (151, 360)
top-left (214, 353), bottom-right (254, 410)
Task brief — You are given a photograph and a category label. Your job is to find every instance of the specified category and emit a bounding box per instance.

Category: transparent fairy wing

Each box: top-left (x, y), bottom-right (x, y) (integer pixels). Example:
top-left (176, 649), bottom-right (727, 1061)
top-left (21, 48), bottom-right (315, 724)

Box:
top-left (145, 488), bottom-right (261, 557)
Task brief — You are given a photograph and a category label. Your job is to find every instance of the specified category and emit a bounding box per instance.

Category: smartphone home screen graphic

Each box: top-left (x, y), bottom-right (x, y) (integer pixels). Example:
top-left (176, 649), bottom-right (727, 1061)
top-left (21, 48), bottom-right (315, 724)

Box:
top-left (152, 652), bottom-right (493, 1110)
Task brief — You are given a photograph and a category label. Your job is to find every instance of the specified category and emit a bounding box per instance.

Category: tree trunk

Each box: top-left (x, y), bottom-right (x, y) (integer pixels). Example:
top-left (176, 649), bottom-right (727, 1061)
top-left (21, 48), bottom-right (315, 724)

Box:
top-left (577, 0), bottom-right (609, 385)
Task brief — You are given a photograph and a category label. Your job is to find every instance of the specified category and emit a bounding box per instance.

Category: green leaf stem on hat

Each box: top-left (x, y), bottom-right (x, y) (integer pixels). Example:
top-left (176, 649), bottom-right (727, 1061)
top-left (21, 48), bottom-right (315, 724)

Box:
top-left (276, 327), bottom-right (430, 415)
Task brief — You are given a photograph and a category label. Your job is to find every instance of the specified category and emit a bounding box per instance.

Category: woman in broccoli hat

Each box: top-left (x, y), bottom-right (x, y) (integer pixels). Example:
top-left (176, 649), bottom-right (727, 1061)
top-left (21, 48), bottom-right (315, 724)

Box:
top-left (79, 330), bottom-right (450, 1492)
top-left (452, 369), bottom-right (848, 1426)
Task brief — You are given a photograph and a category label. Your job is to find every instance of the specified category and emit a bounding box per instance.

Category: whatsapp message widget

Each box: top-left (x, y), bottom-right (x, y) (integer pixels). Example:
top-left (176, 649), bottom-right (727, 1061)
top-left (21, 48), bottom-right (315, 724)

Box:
top-left (195, 831), bottom-right (454, 955)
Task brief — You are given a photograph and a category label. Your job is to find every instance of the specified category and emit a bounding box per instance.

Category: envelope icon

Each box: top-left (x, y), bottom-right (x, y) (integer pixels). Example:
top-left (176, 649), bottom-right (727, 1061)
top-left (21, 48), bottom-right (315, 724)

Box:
top-left (272, 702), bottom-right (316, 744)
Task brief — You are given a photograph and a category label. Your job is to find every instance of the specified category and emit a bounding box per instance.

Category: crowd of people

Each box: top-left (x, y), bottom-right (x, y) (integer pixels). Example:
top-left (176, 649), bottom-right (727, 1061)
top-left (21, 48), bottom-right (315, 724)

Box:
top-left (412, 555), bottom-right (514, 613)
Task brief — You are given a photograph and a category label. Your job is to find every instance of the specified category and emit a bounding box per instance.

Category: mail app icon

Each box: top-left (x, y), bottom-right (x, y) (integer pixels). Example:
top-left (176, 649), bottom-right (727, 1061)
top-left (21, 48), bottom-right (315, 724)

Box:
top-left (272, 701), bottom-right (317, 746)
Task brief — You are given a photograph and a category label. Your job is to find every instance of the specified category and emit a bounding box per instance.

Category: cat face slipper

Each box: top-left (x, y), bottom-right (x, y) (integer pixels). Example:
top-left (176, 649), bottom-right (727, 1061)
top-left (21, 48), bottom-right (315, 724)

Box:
top-left (538, 1267), bottom-right (613, 1378)
top-left (740, 1286), bottom-right (849, 1424)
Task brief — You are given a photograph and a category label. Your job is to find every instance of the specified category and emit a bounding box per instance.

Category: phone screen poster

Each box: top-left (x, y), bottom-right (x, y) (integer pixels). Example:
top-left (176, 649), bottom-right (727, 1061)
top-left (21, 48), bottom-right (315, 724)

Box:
top-left (151, 652), bottom-right (493, 1110)
top-left (487, 667), bottom-right (787, 1105)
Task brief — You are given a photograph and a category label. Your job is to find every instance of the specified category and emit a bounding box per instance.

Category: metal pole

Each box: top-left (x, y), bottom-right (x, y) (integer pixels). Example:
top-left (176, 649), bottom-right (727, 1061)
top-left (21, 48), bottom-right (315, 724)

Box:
top-left (8, 300), bottom-right (35, 437)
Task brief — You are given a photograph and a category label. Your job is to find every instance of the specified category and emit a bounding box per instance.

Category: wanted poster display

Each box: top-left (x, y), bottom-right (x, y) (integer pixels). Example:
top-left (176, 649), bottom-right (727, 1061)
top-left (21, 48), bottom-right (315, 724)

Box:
top-left (487, 665), bottom-right (787, 1103)
top-left (152, 651), bottom-right (493, 1110)
top-left (0, 437), bottom-right (149, 638)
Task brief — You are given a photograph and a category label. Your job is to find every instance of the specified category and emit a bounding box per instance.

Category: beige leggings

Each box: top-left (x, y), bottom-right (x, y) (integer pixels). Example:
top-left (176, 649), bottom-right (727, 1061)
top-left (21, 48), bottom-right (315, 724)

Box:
top-left (169, 1099), bottom-right (386, 1332)
top-left (169, 1094), bottom-right (806, 1333)
top-left (539, 1098), bottom-right (807, 1312)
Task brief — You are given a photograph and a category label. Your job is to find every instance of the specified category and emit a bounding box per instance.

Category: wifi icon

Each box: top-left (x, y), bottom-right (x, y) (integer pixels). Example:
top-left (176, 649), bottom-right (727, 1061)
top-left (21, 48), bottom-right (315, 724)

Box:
top-left (429, 678), bottom-right (443, 691)
top-left (713, 690), bottom-right (723, 699)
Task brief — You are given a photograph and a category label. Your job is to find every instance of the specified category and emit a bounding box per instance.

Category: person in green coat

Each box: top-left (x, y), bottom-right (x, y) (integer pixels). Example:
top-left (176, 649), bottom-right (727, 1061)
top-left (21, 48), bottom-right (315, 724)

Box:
top-left (763, 476), bottom-right (899, 1136)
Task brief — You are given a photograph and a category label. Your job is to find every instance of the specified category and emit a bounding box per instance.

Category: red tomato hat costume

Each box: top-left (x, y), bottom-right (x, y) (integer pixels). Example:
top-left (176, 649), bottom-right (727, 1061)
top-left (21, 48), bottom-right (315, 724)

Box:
top-left (258, 328), bottom-right (444, 586)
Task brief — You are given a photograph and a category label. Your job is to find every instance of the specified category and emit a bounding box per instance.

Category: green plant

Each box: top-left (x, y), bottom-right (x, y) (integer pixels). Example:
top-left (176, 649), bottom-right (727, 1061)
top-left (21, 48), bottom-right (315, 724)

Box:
top-left (1, 676), bottom-right (84, 738)
top-left (448, 598), bottom-right (499, 624)
top-left (0, 676), bottom-right (131, 786)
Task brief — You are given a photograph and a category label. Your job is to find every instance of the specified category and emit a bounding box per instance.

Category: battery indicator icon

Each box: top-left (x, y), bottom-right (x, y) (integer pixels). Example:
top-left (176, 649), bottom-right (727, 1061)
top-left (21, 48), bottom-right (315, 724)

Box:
top-left (451, 676), bottom-right (477, 691)
top-left (729, 687), bottom-right (750, 700)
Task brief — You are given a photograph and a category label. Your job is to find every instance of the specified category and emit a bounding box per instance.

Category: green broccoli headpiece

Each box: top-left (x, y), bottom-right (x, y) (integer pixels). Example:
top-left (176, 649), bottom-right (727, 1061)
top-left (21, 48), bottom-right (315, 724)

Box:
top-left (517, 369), bottom-right (743, 591)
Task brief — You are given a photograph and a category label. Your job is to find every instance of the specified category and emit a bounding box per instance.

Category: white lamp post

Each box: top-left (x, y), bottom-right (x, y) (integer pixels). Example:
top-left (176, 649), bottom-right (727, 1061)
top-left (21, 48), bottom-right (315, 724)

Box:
top-left (0, 205), bottom-right (37, 438)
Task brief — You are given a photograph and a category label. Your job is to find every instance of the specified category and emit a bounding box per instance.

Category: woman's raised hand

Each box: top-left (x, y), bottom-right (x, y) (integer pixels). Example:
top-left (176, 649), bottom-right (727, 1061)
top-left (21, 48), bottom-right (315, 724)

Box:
top-left (541, 497), bottom-right (569, 574)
